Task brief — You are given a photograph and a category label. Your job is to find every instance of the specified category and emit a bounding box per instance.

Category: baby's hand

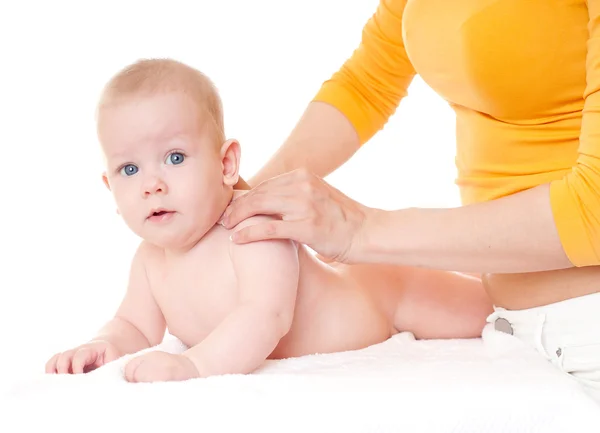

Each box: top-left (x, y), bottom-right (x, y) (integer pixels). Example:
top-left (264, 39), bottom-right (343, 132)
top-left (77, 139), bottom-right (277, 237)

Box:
top-left (45, 340), bottom-right (122, 374)
top-left (124, 351), bottom-right (199, 383)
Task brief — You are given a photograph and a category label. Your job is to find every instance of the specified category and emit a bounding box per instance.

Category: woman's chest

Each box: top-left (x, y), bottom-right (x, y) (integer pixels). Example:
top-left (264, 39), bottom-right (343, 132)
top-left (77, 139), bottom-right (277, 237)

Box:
top-left (403, 0), bottom-right (588, 119)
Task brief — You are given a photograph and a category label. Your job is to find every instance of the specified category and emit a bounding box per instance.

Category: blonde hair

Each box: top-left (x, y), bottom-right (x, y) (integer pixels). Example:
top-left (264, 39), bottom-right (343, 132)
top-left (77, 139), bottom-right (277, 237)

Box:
top-left (97, 58), bottom-right (225, 143)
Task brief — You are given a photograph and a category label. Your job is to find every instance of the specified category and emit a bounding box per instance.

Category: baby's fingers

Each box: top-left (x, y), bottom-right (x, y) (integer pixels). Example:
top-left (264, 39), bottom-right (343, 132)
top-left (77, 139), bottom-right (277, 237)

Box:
top-left (56, 351), bottom-right (76, 374)
top-left (124, 356), bottom-right (144, 383)
top-left (45, 353), bottom-right (60, 374)
top-left (72, 348), bottom-right (98, 374)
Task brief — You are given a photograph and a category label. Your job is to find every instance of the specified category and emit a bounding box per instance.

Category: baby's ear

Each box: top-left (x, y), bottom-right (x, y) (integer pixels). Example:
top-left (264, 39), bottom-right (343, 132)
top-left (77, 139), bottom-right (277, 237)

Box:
top-left (102, 172), bottom-right (111, 191)
top-left (220, 139), bottom-right (241, 187)
top-left (101, 172), bottom-right (120, 215)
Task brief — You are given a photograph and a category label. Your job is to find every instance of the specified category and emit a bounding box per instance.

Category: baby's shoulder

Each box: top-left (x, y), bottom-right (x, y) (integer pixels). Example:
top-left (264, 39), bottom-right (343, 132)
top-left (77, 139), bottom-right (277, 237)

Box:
top-left (134, 240), bottom-right (166, 265)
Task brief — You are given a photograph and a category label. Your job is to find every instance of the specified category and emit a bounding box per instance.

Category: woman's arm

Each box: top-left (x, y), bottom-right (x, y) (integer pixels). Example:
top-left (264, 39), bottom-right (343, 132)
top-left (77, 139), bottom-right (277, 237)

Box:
top-left (223, 171), bottom-right (572, 273)
top-left (359, 184), bottom-right (572, 273)
top-left (226, 3), bottom-right (600, 273)
top-left (248, 102), bottom-right (360, 186)
top-left (353, 2), bottom-right (600, 271)
top-left (249, 0), bottom-right (416, 186)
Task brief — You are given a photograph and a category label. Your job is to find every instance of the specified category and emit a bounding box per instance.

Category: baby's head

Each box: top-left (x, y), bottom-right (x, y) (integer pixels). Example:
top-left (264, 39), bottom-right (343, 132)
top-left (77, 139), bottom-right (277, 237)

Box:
top-left (97, 58), bottom-right (241, 251)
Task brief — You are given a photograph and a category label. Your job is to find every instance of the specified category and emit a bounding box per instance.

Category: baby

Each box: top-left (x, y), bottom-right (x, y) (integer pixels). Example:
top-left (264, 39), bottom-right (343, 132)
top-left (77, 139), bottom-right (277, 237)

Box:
top-left (45, 58), bottom-right (488, 383)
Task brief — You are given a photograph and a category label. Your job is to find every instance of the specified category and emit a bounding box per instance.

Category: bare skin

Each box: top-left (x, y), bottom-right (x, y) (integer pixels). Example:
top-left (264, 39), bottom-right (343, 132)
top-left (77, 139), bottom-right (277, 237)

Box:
top-left (230, 102), bottom-right (599, 311)
top-left (45, 193), bottom-right (490, 382)
top-left (45, 90), bottom-right (491, 383)
top-left (142, 198), bottom-right (490, 361)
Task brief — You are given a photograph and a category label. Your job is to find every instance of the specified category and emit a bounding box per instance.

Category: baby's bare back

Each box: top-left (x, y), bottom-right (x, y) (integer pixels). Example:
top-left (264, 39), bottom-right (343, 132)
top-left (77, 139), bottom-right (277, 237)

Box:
top-left (145, 224), bottom-right (400, 359)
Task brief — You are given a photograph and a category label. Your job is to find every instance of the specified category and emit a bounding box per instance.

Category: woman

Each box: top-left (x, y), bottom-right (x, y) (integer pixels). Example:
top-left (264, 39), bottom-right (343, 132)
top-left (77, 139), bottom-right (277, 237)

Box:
top-left (222, 0), bottom-right (600, 399)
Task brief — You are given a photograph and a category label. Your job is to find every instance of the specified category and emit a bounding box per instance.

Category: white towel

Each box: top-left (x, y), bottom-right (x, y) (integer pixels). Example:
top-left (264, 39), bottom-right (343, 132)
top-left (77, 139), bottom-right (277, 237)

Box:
top-left (4, 327), bottom-right (600, 433)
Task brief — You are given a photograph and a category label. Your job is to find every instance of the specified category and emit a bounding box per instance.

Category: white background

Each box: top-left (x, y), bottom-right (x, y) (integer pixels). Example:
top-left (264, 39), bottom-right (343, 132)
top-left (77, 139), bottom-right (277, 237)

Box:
top-left (0, 0), bottom-right (458, 389)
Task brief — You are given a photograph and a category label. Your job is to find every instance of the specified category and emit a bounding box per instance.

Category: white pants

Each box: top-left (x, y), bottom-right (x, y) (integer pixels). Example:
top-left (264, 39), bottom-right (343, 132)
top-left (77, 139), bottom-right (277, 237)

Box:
top-left (486, 292), bottom-right (600, 403)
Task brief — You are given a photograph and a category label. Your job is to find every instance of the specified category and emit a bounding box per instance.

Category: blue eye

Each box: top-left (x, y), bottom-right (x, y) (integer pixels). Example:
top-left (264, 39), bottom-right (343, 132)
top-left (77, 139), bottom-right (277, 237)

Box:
top-left (120, 164), bottom-right (138, 176)
top-left (166, 152), bottom-right (185, 165)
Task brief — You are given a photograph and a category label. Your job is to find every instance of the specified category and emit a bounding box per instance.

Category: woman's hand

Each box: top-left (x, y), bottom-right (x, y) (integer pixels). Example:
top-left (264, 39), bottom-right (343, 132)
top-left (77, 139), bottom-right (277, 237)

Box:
top-left (220, 169), bottom-right (370, 263)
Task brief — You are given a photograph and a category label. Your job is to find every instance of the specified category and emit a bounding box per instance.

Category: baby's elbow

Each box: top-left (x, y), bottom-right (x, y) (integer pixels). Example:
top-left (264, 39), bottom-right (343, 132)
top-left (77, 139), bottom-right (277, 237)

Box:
top-left (254, 299), bottom-right (295, 339)
top-left (269, 307), bottom-right (295, 338)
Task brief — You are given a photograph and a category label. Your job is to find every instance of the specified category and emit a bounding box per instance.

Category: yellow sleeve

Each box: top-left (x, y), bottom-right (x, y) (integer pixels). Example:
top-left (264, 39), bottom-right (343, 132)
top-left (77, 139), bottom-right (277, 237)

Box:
top-left (549, 1), bottom-right (600, 267)
top-left (312, 0), bottom-right (416, 144)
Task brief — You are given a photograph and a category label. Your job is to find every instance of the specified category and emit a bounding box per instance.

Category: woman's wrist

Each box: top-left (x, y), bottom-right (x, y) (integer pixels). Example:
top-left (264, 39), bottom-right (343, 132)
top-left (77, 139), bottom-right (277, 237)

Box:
top-left (353, 207), bottom-right (414, 265)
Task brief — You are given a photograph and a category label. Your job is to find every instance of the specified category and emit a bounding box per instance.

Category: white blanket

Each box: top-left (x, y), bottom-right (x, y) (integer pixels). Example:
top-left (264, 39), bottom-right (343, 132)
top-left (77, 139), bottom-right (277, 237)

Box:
top-left (5, 325), bottom-right (600, 432)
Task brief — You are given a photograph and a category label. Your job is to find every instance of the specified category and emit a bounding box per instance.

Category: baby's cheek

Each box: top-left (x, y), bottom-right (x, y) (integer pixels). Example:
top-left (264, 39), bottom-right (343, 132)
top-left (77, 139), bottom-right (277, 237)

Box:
top-left (186, 183), bottom-right (219, 211)
top-left (113, 197), bottom-right (143, 232)
top-left (112, 185), bottom-right (138, 213)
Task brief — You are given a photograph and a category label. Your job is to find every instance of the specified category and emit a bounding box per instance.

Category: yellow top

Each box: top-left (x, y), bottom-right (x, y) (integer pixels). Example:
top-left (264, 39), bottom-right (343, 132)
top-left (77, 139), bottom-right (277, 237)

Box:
top-left (313, 0), bottom-right (600, 267)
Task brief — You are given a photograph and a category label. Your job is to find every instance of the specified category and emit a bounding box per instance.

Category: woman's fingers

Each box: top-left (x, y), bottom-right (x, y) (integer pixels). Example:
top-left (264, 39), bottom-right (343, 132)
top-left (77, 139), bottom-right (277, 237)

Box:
top-left (223, 169), bottom-right (317, 227)
top-left (223, 168), bottom-right (369, 263)
top-left (231, 220), bottom-right (308, 244)
top-left (223, 191), bottom-right (297, 228)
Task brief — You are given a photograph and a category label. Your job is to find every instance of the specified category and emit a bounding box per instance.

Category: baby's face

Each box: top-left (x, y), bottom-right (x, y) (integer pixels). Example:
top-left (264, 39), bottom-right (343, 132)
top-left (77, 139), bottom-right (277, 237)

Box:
top-left (98, 92), bottom-right (234, 251)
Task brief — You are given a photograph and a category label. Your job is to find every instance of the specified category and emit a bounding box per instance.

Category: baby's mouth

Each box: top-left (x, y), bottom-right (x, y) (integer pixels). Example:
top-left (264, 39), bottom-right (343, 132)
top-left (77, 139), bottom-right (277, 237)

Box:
top-left (147, 209), bottom-right (176, 222)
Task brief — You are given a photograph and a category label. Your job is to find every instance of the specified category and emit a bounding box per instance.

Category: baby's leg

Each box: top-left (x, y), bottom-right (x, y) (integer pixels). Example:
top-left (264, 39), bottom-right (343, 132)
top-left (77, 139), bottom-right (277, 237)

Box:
top-left (342, 263), bottom-right (493, 340)
top-left (393, 267), bottom-right (493, 339)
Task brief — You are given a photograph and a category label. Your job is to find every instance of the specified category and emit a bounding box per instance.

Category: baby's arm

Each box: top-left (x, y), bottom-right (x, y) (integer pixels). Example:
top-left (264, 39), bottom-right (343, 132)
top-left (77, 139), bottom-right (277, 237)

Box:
top-left (95, 241), bottom-right (166, 354)
top-left (46, 242), bottom-right (166, 374)
top-left (183, 216), bottom-right (299, 376)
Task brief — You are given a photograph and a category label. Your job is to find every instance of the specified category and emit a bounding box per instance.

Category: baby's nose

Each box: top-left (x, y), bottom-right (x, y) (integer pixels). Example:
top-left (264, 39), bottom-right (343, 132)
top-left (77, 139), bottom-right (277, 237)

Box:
top-left (142, 177), bottom-right (168, 197)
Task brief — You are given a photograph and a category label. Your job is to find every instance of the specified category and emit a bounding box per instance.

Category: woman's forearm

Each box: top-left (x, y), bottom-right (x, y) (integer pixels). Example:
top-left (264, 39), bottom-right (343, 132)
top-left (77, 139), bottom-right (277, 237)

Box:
top-left (248, 101), bottom-right (361, 186)
top-left (359, 184), bottom-right (573, 273)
